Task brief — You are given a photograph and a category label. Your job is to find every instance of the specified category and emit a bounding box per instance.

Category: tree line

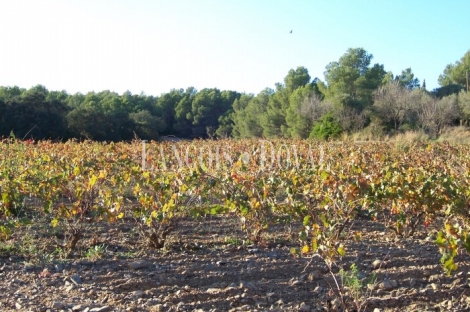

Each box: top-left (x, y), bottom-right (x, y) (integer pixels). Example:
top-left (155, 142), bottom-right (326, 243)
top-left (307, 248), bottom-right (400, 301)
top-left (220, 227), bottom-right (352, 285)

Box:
top-left (1, 47), bottom-right (469, 141)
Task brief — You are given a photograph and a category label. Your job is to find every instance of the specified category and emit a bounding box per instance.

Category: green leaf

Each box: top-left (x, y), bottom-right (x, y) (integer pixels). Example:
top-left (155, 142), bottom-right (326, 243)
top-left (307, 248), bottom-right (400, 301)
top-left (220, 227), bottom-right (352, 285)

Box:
top-left (240, 204), bottom-right (249, 215)
top-left (2, 192), bottom-right (10, 205)
top-left (443, 258), bottom-right (458, 276)
top-left (18, 218), bottom-right (32, 225)
top-left (210, 207), bottom-right (220, 215)
top-left (435, 231), bottom-right (446, 247)
top-left (290, 247), bottom-right (300, 256)
top-left (43, 200), bottom-right (52, 214)
top-left (462, 233), bottom-right (470, 253)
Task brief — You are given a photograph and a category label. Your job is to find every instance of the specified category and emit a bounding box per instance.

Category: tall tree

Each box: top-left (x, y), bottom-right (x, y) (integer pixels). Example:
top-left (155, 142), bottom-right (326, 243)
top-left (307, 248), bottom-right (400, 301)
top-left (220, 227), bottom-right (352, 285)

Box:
top-left (395, 68), bottom-right (420, 90)
top-left (284, 66), bottom-right (311, 92)
top-left (413, 91), bottom-right (460, 135)
top-left (188, 88), bottom-right (239, 138)
top-left (2, 85), bottom-right (68, 139)
top-left (66, 93), bottom-right (86, 109)
top-left (323, 48), bottom-right (386, 110)
top-left (173, 87), bottom-right (197, 137)
top-left (438, 50), bottom-right (470, 87)
top-left (129, 110), bottom-right (165, 140)
top-left (372, 81), bottom-right (416, 131)
top-left (122, 91), bottom-right (157, 114)
top-left (66, 106), bottom-right (111, 141)
top-left (457, 90), bottom-right (470, 126)
top-left (231, 91), bottom-right (270, 138)
top-left (0, 86), bottom-right (23, 101)
top-left (155, 89), bottom-right (185, 135)
top-left (260, 84), bottom-right (289, 137)
top-left (285, 84), bottom-right (316, 138)
top-left (260, 67), bottom-right (313, 138)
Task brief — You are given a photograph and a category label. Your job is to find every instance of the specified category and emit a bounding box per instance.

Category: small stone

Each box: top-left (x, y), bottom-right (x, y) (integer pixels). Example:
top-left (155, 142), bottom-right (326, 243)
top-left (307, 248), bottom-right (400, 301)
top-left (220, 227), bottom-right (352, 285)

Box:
top-left (55, 263), bottom-right (64, 272)
top-left (23, 264), bottom-right (39, 271)
top-left (89, 306), bottom-right (112, 312)
top-left (373, 309), bottom-right (381, 312)
top-left (379, 280), bottom-right (395, 291)
top-left (275, 299), bottom-right (285, 305)
top-left (206, 288), bottom-right (221, 294)
top-left (299, 302), bottom-right (310, 312)
top-left (331, 298), bottom-right (340, 310)
top-left (308, 271), bottom-right (321, 281)
top-left (132, 290), bottom-right (144, 298)
top-left (52, 302), bottom-right (65, 309)
top-left (372, 259), bottom-right (382, 269)
top-left (240, 297), bottom-right (255, 305)
top-left (72, 305), bottom-right (84, 311)
top-left (15, 302), bottom-right (22, 309)
top-left (128, 260), bottom-right (151, 270)
top-left (153, 304), bottom-right (164, 312)
top-left (430, 283), bottom-right (439, 290)
top-left (266, 251), bottom-right (278, 258)
top-left (266, 292), bottom-right (275, 303)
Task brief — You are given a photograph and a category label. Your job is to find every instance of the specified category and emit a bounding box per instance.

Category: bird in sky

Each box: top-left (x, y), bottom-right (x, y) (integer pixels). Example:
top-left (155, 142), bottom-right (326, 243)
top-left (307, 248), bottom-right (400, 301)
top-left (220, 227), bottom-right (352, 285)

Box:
top-left (290, 30), bottom-right (292, 34)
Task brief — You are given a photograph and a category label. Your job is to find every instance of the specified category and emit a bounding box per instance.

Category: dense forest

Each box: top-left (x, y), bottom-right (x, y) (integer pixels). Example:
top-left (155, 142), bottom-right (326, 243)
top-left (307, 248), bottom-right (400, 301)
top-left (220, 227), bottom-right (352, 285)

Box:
top-left (1, 48), bottom-right (469, 141)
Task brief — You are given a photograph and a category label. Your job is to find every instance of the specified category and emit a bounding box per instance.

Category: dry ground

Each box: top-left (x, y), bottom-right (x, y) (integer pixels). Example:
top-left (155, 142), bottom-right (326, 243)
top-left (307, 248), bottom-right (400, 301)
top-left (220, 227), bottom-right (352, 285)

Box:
top-left (1, 214), bottom-right (470, 312)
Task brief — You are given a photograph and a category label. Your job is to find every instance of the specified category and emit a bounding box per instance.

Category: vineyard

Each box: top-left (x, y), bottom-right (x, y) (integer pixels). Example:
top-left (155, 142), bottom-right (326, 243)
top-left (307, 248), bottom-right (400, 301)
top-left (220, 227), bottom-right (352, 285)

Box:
top-left (1, 138), bottom-right (470, 311)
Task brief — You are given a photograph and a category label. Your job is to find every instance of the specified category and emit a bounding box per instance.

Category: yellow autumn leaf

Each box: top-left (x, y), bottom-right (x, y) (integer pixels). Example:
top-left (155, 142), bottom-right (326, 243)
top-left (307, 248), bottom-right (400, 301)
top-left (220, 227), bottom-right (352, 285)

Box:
top-left (301, 245), bottom-right (309, 254)
top-left (51, 219), bottom-right (59, 228)
top-left (337, 244), bottom-right (346, 257)
top-left (99, 170), bottom-right (106, 179)
top-left (89, 175), bottom-right (98, 187)
top-left (73, 166), bottom-right (81, 175)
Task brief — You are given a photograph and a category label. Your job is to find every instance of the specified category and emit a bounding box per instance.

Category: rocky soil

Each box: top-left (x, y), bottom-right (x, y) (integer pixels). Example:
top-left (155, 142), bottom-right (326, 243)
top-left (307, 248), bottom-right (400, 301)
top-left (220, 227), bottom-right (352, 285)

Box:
top-left (1, 215), bottom-right (470, 312)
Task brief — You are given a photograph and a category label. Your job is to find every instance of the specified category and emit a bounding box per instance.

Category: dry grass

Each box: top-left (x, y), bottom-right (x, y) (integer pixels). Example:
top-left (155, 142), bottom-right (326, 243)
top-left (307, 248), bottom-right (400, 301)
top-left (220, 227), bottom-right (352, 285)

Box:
top-left (341, 125), bottom-right (387, 142)
top-left (342, 126), bottom-right (470, 144)
top-left (387, 130), bottom-right (429, 143)
top-left (437, 126), bottom-right (470, 144)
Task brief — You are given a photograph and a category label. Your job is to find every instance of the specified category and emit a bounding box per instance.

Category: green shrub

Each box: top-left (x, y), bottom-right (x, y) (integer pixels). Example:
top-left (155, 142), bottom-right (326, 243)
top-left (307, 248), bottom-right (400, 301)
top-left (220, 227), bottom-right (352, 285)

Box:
top-left (309, 114), bottom-right (342, 140)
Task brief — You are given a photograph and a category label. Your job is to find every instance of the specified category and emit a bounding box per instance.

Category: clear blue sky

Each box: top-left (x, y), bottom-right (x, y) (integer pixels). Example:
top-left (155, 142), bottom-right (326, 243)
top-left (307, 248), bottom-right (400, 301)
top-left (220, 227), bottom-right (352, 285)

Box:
top-left (0, 0), bottom-right (468, 96)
